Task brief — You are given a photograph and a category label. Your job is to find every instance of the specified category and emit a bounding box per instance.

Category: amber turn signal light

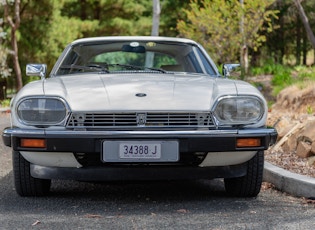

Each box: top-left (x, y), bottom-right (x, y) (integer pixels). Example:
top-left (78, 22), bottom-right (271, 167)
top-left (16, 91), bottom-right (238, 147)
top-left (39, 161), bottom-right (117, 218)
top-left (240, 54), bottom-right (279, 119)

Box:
top-left (236, 138), bottom-right (261, 148)
top-left (20, 138), bottom-right (47, 148)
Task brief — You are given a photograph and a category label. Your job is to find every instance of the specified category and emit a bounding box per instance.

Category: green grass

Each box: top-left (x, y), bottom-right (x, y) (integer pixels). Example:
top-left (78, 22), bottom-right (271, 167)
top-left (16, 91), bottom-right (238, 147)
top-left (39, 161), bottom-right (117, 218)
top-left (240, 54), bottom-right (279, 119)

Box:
top-left (251, 63), bottom-right (315, 96)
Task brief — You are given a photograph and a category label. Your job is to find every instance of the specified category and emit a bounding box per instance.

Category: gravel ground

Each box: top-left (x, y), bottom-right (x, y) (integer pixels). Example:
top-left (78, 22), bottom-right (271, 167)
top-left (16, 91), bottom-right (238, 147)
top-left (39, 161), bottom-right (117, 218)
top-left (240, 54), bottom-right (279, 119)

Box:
top-left (265, 149), bottom-right (315, 178)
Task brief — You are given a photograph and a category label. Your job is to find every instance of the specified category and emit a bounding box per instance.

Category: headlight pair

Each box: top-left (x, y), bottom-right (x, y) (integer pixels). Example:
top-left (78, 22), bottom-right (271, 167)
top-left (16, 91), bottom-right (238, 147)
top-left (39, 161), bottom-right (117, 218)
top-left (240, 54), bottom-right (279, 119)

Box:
top-left (17, 97), bottom-right (68, 126)
top-left (213, 96), bottom-right (265, 125)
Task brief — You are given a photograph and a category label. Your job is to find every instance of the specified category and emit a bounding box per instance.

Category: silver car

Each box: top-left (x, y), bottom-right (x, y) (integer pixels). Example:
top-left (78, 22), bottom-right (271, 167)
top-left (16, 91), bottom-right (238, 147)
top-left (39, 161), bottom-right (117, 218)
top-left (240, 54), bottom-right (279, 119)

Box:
top-left (2, 36), bottom-right (277, 197)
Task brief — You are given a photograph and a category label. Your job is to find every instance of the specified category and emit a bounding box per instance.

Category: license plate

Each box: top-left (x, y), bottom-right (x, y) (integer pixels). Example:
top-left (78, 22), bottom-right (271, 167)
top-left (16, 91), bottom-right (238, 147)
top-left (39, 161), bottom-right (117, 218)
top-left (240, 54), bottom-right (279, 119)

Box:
top-left (119, 142), bottom-right (161, 159)
top-left (102, 140), bottom-right (178, 162)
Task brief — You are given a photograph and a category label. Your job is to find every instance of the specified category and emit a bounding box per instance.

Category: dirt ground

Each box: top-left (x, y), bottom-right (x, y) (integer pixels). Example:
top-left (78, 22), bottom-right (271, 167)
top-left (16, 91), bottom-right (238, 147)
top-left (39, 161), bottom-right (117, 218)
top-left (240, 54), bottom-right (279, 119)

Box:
top-left (250, 76), bottom-right (315, 178)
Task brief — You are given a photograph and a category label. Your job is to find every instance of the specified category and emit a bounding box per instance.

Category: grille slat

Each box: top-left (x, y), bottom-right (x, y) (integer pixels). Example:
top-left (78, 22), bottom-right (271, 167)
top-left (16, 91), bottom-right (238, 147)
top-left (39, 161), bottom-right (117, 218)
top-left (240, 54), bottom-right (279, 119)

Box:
top-left (66, 112), bottom-right (215, 129)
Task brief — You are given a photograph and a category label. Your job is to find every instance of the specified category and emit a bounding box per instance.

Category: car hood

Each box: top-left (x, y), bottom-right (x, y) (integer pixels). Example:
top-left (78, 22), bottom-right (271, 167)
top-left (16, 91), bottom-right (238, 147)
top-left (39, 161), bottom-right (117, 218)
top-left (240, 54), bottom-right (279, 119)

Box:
top-left (42, 73), bottom-right (230, 112)
top-left (17, 73), bottom-right (262, 112)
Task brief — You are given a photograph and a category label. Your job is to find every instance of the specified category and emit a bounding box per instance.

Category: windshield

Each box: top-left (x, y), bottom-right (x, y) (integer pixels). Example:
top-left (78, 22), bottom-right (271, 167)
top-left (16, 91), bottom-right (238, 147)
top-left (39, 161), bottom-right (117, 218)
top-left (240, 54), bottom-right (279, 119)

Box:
top-left (55, 40), bottom-right (216, 76)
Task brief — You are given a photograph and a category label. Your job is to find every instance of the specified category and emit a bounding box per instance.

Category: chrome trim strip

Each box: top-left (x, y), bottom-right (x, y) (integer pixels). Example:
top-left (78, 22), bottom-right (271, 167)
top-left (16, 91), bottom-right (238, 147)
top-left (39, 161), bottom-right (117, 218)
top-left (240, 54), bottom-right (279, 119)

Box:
top-left (4, 127), bottom-right (277, 137)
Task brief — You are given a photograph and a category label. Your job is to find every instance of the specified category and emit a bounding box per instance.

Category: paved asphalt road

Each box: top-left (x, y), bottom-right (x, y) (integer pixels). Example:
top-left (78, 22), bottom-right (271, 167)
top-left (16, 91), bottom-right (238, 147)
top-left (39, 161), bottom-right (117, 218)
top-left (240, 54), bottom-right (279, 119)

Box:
top-left (0, 113), bottom-right (314, 229)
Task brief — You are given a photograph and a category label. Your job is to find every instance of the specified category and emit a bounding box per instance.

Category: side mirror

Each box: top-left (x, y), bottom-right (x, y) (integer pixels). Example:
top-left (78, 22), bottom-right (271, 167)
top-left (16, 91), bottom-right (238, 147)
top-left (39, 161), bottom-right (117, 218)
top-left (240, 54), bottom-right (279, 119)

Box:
top-left (26, 64), bottom-right (47, 79)
top-left (222, 64), bottom-right (240, 78)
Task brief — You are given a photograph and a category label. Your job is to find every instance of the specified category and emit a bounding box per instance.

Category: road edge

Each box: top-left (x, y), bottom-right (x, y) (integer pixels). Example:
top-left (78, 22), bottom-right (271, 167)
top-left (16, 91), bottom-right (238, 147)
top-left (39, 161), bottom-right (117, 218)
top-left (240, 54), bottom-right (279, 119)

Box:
top-left (263, 161), bottom-right (315, 199)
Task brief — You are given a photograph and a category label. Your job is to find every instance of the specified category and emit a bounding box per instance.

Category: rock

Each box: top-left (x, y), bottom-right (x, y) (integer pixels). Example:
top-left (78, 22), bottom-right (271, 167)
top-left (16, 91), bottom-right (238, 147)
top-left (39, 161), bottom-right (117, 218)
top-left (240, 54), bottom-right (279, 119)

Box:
top-left (299, 119), bottom-right (315, 143)
top-left (271, 122), bottom-right (303, 153)
top-left (282, 133), bottom-right (298, 153)
top-left (308, 156), bottom-right (315, 166)
top-left (296, 141), bottom-right (312, 158)
top-left (311, 142), bottom-right (315, 155)
top-left (273, 116), bottom-right (296, 140)
top-left (271, 83), bottom-right (315, 114)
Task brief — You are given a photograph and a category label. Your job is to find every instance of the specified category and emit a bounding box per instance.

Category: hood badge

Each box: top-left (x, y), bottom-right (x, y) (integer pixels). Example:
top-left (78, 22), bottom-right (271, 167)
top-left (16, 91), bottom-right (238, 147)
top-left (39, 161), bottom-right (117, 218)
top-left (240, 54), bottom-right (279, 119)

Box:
top-left (136, 113), bottom-right (147, 126)
top-left (135, 93), bottom-right (147, 97)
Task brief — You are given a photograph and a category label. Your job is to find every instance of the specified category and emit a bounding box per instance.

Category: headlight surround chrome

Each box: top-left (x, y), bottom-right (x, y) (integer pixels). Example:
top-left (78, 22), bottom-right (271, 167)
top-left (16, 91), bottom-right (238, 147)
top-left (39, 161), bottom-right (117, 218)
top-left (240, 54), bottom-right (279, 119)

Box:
top-left (213, 96), bottom-right (265, 125)
top-left (17, 97), bottom-right (68, 126)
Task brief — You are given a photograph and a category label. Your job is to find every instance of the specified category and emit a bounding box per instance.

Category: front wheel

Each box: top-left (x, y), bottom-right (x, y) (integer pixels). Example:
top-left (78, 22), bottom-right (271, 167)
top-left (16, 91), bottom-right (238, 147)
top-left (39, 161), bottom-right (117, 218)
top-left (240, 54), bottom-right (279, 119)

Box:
top-left (13, 151), bottom-right (51, 196)
top-left (224, 151), bottom-right (264, 197)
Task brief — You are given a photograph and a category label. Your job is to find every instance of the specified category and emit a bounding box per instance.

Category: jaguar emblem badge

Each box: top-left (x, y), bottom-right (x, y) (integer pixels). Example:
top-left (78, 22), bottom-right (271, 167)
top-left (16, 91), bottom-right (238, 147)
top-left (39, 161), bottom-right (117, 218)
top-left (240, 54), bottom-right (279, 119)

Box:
top-left (135, 93), bottom-right (147, 97)
top-left (136, 113), bottom-right (147, 127)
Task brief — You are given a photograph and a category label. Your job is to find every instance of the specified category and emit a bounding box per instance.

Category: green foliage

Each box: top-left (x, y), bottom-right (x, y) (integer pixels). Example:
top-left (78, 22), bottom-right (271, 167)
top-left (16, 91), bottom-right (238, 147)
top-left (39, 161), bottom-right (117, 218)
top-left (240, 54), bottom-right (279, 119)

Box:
top-left (251, 63), bottom-right (315, 96)
top-left (61, 0), bottom-right (152, 36)
top-left (271, 69), bottom-right (292, 87)
top-left (266, 63), bottom-right (292, 95)
top-left (1, 0), bottom-right (315, 92)
top-left (251, 60), bottom-right (290, 75)
top-left (306, 105), bottom-right (313, 115)
top-left (0, 45), bottom-right (11, 78)
top-left (19, 0), bottom-right (99, 72)
top-left (177, 0), bottom-right (279, 64)
top-left (294, 66), bottom-right (315, 81)
top-left (250, 60), bottom-right (294, 95)
top-left (0, 99), bottom-right (10, 107)
top-left (0, 12), bottom-right (10, 78)
top-left (159, 0), bottom-right (190, 37)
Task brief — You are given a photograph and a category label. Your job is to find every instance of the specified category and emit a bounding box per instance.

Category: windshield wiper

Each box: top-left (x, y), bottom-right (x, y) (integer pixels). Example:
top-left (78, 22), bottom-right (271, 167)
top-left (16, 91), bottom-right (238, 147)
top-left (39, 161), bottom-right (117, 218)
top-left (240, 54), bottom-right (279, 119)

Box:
top-left (59, 64), bottom-right (167, 74)
top-left (109, 64), bottom-right (167, 73)
top-left (107, 63), bottom-right (143, 71)
top-left (145, 67), bottom-right (167, 73)
top-left (59, 64), bottom-right (110, 73)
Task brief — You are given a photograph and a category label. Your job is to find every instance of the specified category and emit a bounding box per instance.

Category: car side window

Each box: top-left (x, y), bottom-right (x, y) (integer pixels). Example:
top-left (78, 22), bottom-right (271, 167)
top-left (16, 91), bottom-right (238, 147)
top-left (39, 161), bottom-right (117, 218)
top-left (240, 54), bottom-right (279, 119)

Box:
top-left (195, 48), bottom-right (216, 75)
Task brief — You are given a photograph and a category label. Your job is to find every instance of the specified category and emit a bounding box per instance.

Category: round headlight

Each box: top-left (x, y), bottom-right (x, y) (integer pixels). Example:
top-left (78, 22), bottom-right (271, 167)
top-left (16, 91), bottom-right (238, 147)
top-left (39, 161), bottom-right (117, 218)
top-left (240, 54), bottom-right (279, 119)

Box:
top-left (17, 98), bottom-right (67, 125)
top-left (213, 97), bottom-right (264, 125)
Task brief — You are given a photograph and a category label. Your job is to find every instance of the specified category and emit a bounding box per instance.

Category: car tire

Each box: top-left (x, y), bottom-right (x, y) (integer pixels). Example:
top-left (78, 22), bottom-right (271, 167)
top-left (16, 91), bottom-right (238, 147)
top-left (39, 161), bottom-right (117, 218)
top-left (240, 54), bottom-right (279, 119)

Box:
top-left (13, 151), bottom-right (51, 196)
top-left (224, 151), bottom-right (264, 197)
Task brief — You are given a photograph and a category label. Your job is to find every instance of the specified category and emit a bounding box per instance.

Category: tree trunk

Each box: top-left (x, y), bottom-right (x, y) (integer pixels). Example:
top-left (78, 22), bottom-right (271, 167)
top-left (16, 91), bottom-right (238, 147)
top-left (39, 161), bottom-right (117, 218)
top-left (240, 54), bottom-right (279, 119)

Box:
top-left (239, 0), bottom-right (248, 75)
top-left (145, 0), bottom-right (161, 67)
top-left (4, 0), bottom-right (23, 91)
top-left (302, 27), bottom-right (307, 65)
top-left (294, 0), bottom-right (315, 49)
top-left (241, 45), bottom-right (248, 76)
top-left (296, 15), bottom-right (301, 65)
top-left (151, 0), bottom-right (160, 36)
top-left (11, 28), bottom-right (22, 91)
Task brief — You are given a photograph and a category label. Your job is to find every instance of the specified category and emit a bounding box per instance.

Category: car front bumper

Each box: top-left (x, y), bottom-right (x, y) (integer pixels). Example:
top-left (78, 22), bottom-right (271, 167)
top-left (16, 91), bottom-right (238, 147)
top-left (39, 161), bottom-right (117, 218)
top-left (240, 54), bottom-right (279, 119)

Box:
top-left (3, 127), bottom-right (277, 152)
top-left (3, 128), bottom-right (277, 180)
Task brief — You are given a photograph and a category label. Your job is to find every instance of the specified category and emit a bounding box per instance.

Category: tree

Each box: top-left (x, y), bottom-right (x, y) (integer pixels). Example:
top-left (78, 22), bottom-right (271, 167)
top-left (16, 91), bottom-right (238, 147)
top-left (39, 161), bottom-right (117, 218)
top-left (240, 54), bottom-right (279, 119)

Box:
top-left (294, 0), bottom-right (315, 49)
top-left (0, 16), bottom-right (10, 100)
top-left (177, 0), bottom-right (278, 70)
top-left (0, 16), bottom-right (11, 79)
top-left (3, 0), bottom-right (22, 91)
top-left (18, 1), bottom-right (99, 71)
top-left (158, 0), bottom-right (190, 37)
top-left (62, 0), bottom-right (153, 36)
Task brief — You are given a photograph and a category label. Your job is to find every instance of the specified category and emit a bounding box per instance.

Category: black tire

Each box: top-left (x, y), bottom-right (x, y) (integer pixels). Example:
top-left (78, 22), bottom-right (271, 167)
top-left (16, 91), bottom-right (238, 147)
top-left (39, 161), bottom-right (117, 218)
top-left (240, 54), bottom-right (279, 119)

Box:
top-left (224, 151), bottom-right (264, 197)
top-left (13, 151), bottom-right (51, 196)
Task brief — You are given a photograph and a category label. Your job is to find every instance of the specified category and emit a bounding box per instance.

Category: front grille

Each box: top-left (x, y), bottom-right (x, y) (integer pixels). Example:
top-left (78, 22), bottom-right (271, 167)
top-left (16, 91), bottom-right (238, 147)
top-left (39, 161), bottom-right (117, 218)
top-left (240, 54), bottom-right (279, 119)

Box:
top-left (66, 112), bottom-right (215, 129)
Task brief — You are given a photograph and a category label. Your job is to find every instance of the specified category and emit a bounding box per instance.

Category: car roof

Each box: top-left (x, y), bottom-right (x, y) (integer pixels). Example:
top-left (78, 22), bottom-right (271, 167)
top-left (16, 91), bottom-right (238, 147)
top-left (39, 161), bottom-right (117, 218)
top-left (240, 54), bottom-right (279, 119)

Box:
top-left (70, 36), bottom-right (199, 46)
